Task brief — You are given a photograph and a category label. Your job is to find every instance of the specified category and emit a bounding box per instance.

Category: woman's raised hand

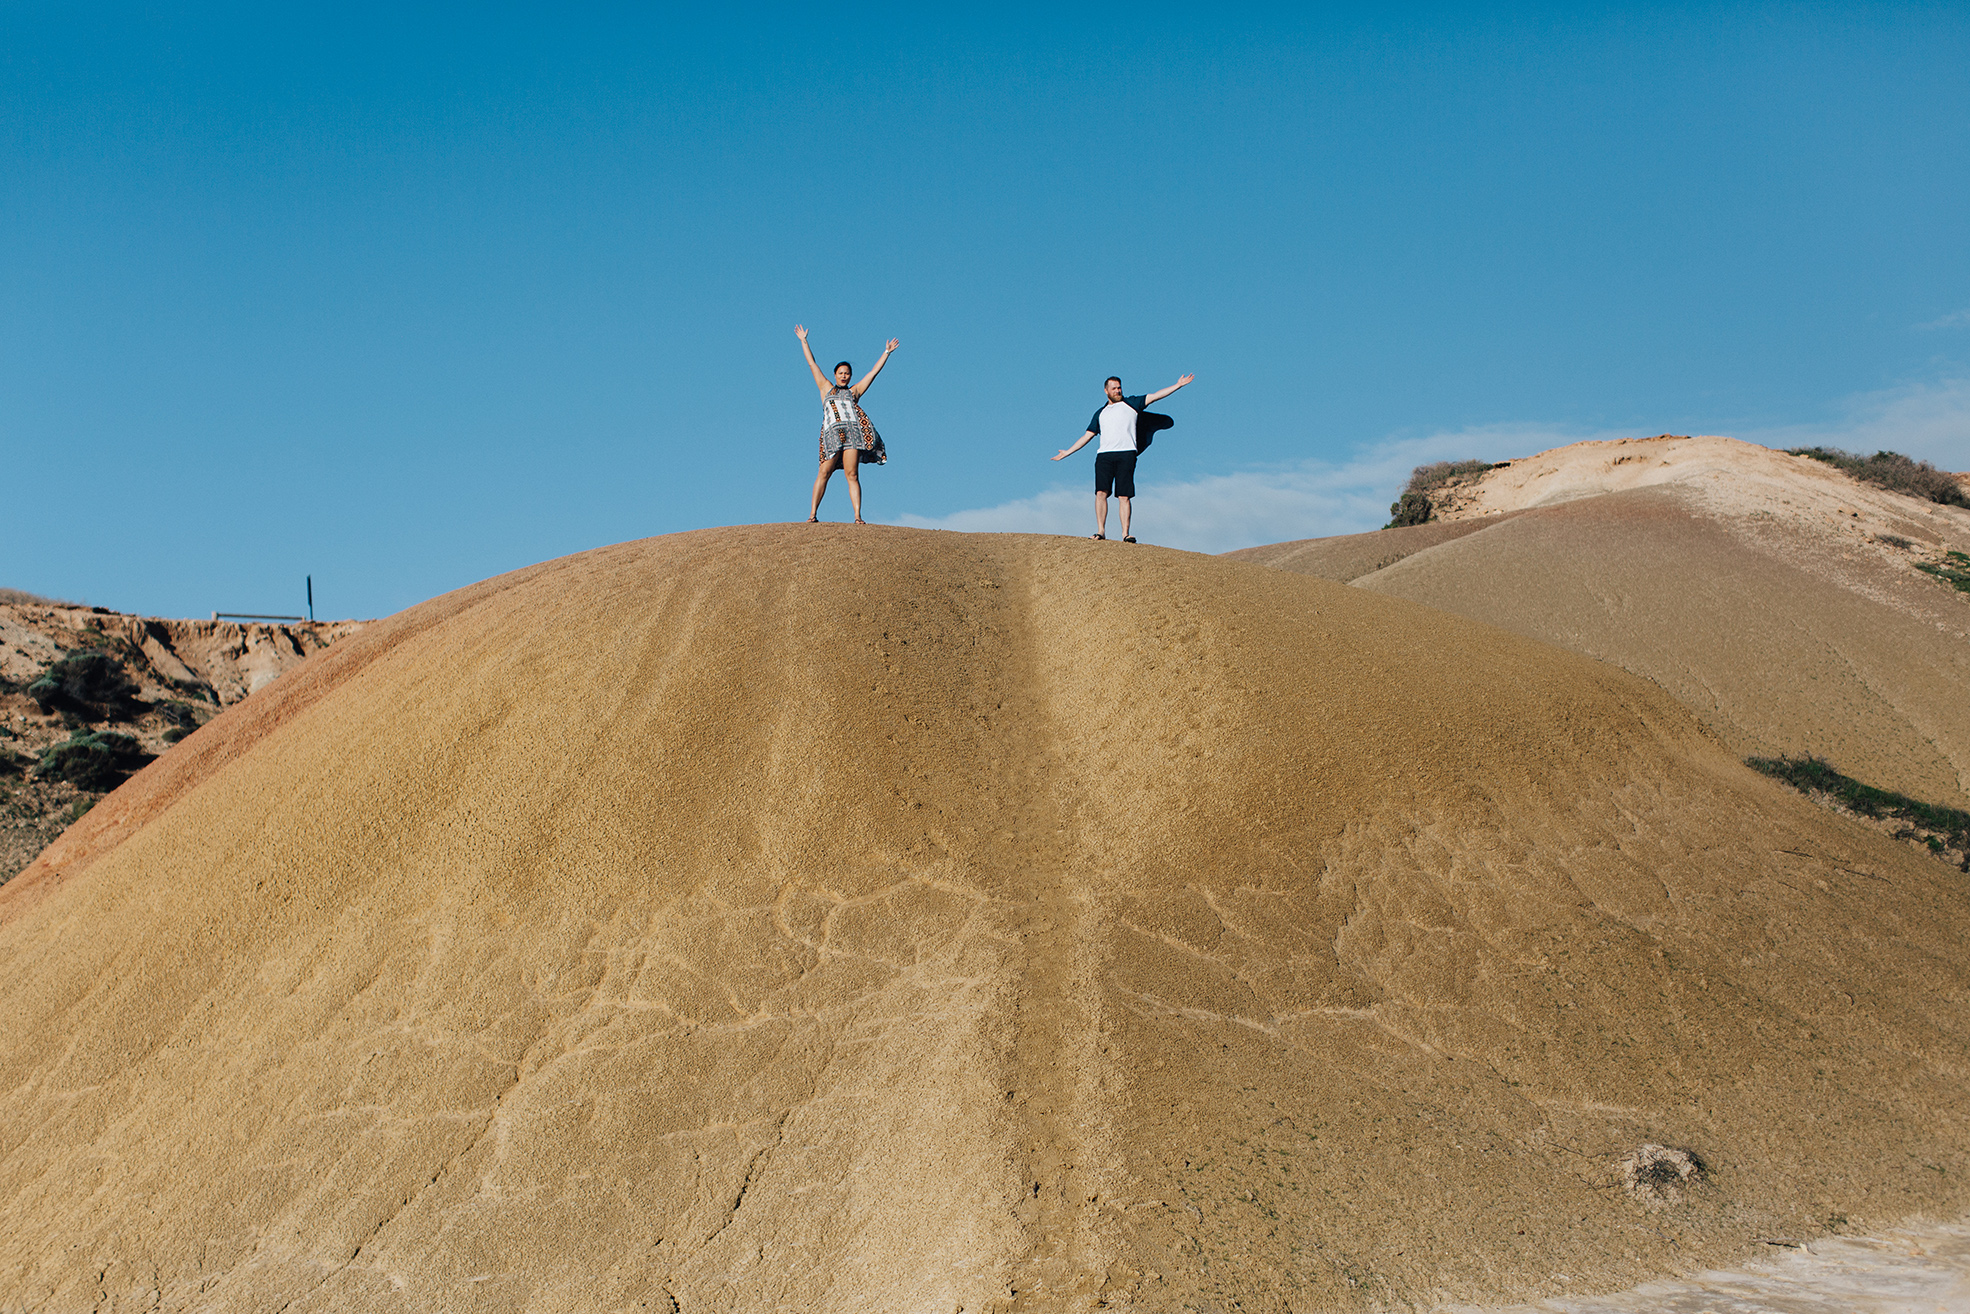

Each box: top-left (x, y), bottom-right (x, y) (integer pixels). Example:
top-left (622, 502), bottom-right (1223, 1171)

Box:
top-left (795, 324), bottom-right (808, 341)
top-left (885, 338), bottom-right (900, 353)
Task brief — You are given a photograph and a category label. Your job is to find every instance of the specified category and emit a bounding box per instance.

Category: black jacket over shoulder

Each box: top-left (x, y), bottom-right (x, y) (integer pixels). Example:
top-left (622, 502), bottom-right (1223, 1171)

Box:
top-left (1135, 410), bottom-right (1174, 452)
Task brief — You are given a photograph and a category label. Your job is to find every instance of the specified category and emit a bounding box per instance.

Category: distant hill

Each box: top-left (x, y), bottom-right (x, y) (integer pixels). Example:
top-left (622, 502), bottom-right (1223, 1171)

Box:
top-left (1231, 435), bottom-right (1970, 810)
top-left (0, 600), bottom-right (363, 882)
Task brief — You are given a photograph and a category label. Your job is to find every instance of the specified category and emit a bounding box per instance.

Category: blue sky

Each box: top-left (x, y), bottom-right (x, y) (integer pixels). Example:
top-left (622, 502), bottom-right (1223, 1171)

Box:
top-left (3, 3), bottom-right (1967, 619)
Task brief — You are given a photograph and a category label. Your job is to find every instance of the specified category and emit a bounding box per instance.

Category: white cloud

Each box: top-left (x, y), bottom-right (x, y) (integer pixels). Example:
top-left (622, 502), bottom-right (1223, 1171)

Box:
top-left (894, 424), bottom-right (1623, 552)
top-left (1917, 309), bottom-right (1970, 331)
top-left (890, 379), bottom-right (1970, 554)
top-left (1750, 377), bottom-right (1970, 470)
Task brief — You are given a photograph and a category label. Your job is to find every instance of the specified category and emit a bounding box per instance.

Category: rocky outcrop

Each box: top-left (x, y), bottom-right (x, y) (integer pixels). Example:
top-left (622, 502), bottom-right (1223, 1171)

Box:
top-left (1, 602), bottom-right (363, 882)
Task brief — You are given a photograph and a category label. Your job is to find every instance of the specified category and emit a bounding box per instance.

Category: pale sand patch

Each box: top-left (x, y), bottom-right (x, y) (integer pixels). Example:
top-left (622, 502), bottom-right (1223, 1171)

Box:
top-left (1454, 1218), bottom-right (1970, 1313)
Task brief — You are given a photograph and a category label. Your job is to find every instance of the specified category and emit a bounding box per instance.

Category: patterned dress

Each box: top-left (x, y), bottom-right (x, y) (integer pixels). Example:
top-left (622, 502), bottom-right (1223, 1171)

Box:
top-left (819, 386), bottom-right (887, 466)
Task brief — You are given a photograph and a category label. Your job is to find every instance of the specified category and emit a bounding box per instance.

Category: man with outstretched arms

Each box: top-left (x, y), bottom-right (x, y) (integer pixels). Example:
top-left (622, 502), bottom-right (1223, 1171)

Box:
top-left (1052, 372), bottom-right (1194, 541)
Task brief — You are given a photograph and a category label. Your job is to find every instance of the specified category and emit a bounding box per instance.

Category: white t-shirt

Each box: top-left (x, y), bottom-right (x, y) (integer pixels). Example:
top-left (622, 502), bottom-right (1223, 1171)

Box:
top-left (1095, 400), bottom-right (1141, 453)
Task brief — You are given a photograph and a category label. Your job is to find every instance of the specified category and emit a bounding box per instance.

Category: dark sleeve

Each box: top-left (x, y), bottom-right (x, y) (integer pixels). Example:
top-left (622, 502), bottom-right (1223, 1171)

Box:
top-left (1089, 408), bottom-right (1105, 434)
top-left (1126, 395), bottom-right (1148, 411)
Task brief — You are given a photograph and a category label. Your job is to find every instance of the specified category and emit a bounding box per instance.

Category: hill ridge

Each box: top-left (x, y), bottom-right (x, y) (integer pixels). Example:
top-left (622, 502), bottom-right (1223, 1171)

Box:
top-left (2, 525), bottom-right (1965, 1311)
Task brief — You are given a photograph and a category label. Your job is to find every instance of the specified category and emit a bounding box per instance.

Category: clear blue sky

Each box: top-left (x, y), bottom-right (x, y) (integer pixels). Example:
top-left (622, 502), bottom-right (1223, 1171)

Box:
top-left (4, 3), bottom-right (1967, 619)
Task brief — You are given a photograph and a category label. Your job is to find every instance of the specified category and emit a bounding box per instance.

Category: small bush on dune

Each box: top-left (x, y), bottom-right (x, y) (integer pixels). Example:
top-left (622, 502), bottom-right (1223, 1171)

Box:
top-left (1916, 553), bottom-right (1970, 594)
top-left (1406, 459), bottom-right (1494, 495)
top-left (37, 731), bottom-right (152, 791)
top-left (1788, 447), bottom-right (1969, 508)
top-left (0, 587), bottom-right (76, 606)
top-left (1748, 755), bottom-right (1969, 869)
top-left (155, 701), bottom-right (201, 743)
top-left (1386, 492), bottom-right (1435, 527)
top-left (1385, 459), bottom-right (1494, 528)
top-left (26, 652), bottom-right (139, 715)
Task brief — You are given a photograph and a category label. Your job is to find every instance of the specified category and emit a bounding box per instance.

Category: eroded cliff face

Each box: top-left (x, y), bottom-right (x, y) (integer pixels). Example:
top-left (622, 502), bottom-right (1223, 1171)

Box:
top-left (0, 602), bottom-right (363, 882)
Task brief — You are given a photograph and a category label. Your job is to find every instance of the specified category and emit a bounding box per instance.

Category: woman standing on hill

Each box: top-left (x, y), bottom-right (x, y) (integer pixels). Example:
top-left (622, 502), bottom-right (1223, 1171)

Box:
top-left (798, 324), bottom-right (896, 524)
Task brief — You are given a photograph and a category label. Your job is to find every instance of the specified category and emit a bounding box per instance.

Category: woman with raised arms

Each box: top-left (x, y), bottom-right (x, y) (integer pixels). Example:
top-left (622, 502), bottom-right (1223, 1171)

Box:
top-left (797, 324), bottom-right (897, 525)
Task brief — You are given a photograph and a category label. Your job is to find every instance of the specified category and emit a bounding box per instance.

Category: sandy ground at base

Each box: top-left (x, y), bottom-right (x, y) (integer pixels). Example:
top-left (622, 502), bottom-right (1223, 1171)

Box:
top-left (1, 525), bottom-right (1966, 1313)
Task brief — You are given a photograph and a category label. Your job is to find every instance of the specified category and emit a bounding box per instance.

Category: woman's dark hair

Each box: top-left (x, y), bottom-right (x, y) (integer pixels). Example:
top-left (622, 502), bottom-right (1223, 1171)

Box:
top-left (834, 361), bottom-right (854, 376)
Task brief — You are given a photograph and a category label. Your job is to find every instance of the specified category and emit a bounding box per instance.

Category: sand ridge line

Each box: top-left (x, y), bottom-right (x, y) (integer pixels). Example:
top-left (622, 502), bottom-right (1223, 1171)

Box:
top-left (995, 541), bottom-right (1105, 1310)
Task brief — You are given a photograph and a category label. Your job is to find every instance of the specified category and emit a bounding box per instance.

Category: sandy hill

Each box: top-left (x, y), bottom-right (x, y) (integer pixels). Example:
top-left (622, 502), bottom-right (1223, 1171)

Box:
top-left (1232, 436), bottom-right (1970, 811)
top-left (2, 526), bottom-right (1967, 1313)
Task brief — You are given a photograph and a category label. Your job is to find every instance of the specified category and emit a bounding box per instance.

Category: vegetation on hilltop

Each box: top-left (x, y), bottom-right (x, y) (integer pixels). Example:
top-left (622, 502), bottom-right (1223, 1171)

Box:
top-left (1914, 550), bottom-right (1970, 594)
top-left (1386, 459), bottom-right (1495, 527)
top-left (0, 588), bottom-right (78, 606)
top-left (1788, 447), bottom-right (1968, 508)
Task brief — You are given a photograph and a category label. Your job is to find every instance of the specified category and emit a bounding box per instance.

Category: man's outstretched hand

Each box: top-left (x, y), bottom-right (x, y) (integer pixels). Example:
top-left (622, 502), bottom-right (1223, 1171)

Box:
top-left (1176, 372), bottom-right (1195, 387)
top-left (795, 324), bottom-right (808, 341)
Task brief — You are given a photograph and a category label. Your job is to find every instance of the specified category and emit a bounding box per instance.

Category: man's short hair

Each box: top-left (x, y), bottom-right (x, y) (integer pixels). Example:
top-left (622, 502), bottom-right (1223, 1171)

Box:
top-left (834, 361), bottom-right (853, 375)
top-left (1105, 376), bottom-right (1122, 387)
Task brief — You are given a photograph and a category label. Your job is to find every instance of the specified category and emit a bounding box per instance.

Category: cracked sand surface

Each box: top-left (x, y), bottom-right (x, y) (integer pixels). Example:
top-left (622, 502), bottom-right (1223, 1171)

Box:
top-left (1, 525), bottom-right (1966, 1311)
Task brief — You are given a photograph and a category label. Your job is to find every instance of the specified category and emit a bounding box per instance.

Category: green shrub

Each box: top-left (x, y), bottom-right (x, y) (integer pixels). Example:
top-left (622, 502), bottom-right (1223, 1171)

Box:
top-left (1788, 447), bottom-right (1969, 507)
top-left (25, 651), bottom-right (138, 714)
top-left (155, 701), bottom-right (199, 729)
top-left (1747, 755), bottom-right (1969, 869)
top-left (1385, 492), bottom-right (1434, 527)
top-left (1386, 458), bottom-right (1500, 527)
top-left (37, 731), bottom-right (152, 791)
top-left (1915, 561), bottom-right (1970, 593)
top-left (1406, 459), bottom-right (1495, 495)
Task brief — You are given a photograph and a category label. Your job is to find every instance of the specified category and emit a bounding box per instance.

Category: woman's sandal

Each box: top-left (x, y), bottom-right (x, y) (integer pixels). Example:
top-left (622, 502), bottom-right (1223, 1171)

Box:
top-left (1090, 533), bottom-right (1106, 540)
top-left (1123, 536), bottom-right (1136, 543)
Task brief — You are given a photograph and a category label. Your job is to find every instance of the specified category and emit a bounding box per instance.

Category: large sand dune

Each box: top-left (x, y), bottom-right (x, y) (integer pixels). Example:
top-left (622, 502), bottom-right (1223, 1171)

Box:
top-left (2, 526), bottom-right (1966, 1312)
top-left (1233, 436), bottom-right (1970, 809)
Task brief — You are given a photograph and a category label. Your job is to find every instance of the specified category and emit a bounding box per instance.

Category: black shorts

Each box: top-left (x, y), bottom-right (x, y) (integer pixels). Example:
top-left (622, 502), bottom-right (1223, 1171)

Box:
top-left (1094, 450), bottom-right (1138, 498)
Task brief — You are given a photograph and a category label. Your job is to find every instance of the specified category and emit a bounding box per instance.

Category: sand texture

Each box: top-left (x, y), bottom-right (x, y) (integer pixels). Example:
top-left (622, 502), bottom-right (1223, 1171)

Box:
top-left (1231, 436), bottom-right (1970, 809)
top-left (2, 526), bottom-right (1967, 1312)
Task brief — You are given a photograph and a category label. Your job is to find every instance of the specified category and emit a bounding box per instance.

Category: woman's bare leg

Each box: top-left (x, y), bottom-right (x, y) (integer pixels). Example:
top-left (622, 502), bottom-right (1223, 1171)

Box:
top-left (809, 454), bottom-right (841, 521)
top-left (844, 447), bottom-right (865, 523)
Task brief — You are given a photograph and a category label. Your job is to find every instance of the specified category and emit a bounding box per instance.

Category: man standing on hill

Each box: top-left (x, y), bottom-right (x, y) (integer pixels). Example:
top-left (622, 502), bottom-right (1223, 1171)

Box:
top-left (1052, 372), bottom-right (1194, 541)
